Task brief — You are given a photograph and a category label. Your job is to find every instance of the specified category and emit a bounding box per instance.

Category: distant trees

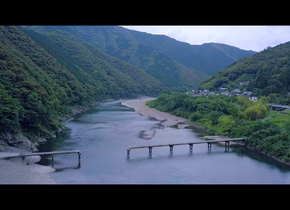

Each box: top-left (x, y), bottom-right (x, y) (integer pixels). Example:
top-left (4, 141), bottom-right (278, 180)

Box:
top-left (245, 99), bottom-right (268, 121)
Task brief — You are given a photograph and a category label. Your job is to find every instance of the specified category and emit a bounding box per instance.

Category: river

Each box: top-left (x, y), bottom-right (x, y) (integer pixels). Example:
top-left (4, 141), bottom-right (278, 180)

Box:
top-left (38, 100), bottom-right (290, 184)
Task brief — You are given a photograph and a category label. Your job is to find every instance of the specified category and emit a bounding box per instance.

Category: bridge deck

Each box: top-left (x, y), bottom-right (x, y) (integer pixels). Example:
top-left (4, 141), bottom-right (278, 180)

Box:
top-left (0, 150), bottom-right (81, 159)
top-left (126, 138), bottom-right (245, 158)
top-left (0, 150), bottom-right (81, 168)
top-left (127, 138), bottom-right (245, 150)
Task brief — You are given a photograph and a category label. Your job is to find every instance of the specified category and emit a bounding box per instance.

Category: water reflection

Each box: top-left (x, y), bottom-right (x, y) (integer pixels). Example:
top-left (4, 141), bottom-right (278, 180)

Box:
top-left (232, 146), bottom-right (290, 172)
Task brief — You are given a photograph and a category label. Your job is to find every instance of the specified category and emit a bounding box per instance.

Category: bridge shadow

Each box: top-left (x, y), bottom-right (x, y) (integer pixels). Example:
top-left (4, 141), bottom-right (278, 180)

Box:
top-left (37, 157), bottom-right (81, 171)
top-left (232, 146), bottom-right (290, 172)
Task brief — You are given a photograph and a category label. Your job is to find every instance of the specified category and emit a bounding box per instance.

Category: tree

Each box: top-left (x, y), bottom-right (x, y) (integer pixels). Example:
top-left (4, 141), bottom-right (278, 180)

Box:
top-left (245, 99), bottom-right (268, 121)
top-left (0, 84), bottom-right (21, 131)
top-left (216, 115), bottom-right (235, 136)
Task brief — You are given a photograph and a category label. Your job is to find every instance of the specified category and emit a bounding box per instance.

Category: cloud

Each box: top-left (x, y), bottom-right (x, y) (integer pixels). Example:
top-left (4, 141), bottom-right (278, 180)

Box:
top-left (123, 26), bottom-right (290, 52)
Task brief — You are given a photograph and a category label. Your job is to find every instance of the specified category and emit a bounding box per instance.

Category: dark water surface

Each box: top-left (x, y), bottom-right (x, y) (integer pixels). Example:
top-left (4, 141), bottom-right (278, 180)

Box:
top-left (39, 100), bottom-right (290, 184)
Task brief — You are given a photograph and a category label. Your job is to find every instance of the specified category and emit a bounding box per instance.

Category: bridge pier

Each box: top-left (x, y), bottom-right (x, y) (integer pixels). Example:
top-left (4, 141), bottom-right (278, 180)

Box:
top-left (225, 141), bottom-right (230, 152)
top-left (169, 145), bottom-right (174, 154)
top-left (149, 147), bottom-right (153, 157)
top-left (208, 142), bottom-right (212, 151)
top-left (189, 144), bottom-right (193, 153)
top-left (78, 152), bottom-right (81, 168)
top-left (127, 149), bottom-right (130, 158)
top-left (51, 155), bottom-right (54, 167)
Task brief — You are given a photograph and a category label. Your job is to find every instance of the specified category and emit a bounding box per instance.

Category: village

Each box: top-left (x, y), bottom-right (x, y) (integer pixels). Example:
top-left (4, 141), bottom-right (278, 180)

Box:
top-left (191, 84), bottom-right (259, 102)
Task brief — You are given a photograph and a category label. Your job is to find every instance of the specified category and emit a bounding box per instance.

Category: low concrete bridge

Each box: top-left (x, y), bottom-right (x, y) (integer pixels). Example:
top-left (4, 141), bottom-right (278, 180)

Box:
top-left (126, 137), bottom-right (245, 158)
top-left (0, 150), bottom-right (81, 168)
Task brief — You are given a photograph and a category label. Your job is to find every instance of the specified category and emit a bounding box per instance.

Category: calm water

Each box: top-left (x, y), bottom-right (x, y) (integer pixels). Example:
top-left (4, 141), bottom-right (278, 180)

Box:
top-left (39, 100), bottom-right (290, 184)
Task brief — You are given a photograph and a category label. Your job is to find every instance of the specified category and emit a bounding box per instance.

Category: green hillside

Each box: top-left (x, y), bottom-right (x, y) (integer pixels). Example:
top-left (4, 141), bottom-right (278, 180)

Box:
top-left (0, 26), bottom-right (88, 145)
top-left (24, 26), bottom-right (208, 90)
top-left (128, 30), bottom-right (256, 75)
top-left (22, 28), bottom-right (163, 98)
top-left (199, 41), bottom-right (290, 104)
top-left (0, 26), bottom-right (163, 150)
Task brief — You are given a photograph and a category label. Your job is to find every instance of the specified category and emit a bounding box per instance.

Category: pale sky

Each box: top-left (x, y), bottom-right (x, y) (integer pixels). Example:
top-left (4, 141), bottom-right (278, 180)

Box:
top-left (122, 25), bottom-right (290, 52)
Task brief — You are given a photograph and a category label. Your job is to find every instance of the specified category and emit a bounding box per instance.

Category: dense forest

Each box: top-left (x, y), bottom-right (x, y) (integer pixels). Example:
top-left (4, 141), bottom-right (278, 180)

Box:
top-left (23, 26), bottom-right (255, 90)
top-left (147, 92), bottom-right (290, 163)
top-left (0, 26), bottom-right (163, 150)
top-left (199, 41), bottom-right (290, 105)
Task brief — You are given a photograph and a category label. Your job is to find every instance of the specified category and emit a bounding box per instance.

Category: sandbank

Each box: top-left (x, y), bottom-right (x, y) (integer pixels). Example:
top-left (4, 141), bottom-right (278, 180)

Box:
top-left (121, 98), bottom-right (191, 128)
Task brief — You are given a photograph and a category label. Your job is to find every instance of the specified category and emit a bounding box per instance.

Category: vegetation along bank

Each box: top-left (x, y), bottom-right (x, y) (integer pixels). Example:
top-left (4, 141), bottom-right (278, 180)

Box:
top-left (147, 92), bottom-right (290, 164)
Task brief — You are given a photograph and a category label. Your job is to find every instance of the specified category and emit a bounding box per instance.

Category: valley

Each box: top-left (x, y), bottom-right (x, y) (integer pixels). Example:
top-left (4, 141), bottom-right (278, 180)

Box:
top-left (0, 25), bottom-right (290, 184)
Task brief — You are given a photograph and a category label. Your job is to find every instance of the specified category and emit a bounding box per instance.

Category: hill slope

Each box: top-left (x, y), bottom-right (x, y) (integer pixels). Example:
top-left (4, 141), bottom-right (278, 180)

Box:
top-left (199, 41), bottom-right (290, 103)
top-left (127, 30), bottom-right (256, 75)
top-left (0, 26), bottom-right (163, 151)
top-left (55, 26), bottom-right (255, 76)
top-left (22, 28), bottom-right (164, 98)
top-left (24, 26), bottom-right (209, 90)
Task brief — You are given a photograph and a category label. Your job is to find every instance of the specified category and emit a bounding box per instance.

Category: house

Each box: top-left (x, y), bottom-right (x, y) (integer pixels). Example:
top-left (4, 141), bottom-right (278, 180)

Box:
top-left (231, 89), bottom-right (241, 96)
top-left (242, 91), bottom-right (253, 97)
top-left (232, 89), bottom-right (241, 94)
top-left (239, 81), bottom-right (249, 86)
top-left (221, 91), bottom-right (230, 96)
top-left (219, 87), bottom-right (228, 92)
top-left (249, 96), bottom-right (258, 102)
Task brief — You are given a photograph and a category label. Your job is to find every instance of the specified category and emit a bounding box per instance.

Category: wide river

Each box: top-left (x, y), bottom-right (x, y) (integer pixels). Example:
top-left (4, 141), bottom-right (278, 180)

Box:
top-left (39, 100), bottom-right (290, 184)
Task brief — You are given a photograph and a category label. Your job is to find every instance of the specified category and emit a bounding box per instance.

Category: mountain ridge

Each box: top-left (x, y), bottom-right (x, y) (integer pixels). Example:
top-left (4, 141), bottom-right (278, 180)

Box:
top-left (120, 27), bottom-right (256, 75)
top-left (23, 26), bottom-right (207, 90)
top-left (24, 26), bottom-right (255, 89)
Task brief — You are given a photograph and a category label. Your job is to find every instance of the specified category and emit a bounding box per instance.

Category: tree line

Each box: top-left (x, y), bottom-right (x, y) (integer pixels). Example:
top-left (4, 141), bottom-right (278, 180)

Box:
top-left (147, 92), bottom-right (290, 162)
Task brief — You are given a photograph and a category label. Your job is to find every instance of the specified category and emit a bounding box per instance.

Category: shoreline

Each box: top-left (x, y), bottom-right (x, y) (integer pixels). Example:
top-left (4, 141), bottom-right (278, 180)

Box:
top-left (0, 146), bottom-right (56, 184)
top-left (121, 98), bottom-right (192, 129)
top-left (122, 98), bottom-right (290, 167)
top-left (0, 102), bottom-right (99, 184)
top-left (2, 97), bottom-right (288, 184)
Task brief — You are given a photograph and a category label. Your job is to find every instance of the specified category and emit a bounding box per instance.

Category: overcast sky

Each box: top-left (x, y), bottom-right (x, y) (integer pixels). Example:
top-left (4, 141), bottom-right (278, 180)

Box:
top-left (122, 25), bottom-right (290, 52)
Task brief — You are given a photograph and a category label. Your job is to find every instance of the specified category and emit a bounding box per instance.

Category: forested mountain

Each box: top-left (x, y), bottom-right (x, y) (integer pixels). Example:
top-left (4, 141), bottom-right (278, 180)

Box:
top-left (199, 41), bottom-right (290, 104)
top-left (0, 25), bottom-right (259, 151)
top-left (126, 30), bottom-right (256, 75)
top-left (24, 26), bottom-right (255, 90)
top-left (0, 26), bottom-right (163, 150)
top-left (60, 26), bottom-right (255, 75)
top-left (22, 28), bottom-right (163, 98)
top-left (23, 26), bottom-right (206, 90)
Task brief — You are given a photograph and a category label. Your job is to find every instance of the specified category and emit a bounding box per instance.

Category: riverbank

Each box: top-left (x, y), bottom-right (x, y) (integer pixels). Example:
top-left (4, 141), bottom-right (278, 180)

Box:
top-left (122, 98), bottom-right (290, 167)
top-left (122, 98), bottom-right (192, 129)
top-left (0, 102), bottom-right (99, 184)
top-left (0, 146), bottom-right (56, 184)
